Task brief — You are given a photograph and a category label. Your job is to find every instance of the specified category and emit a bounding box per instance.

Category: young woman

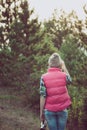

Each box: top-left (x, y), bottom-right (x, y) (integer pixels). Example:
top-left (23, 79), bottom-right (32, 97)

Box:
top-left (40, 53), bottom-right (72, 130)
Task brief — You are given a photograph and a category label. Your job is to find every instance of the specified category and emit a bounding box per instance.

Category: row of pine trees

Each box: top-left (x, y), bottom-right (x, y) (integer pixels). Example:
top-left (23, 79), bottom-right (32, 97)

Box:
top-left (0, 0), bottom-right (87, 130)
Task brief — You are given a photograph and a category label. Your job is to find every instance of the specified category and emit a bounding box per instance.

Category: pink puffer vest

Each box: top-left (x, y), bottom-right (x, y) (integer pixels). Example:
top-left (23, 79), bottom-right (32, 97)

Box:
top-left (42, 68), bottom-right (71, 112)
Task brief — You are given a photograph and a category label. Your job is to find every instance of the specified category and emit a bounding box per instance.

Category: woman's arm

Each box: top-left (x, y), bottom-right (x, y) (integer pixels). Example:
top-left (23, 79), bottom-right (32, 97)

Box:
top-left (40, 77), bottom-right (46, 121)
top-left (40, 96), bottom-right (46, 121)
top-left (61, 60), bottom-right (72, 84)
top-left (61, 60), bottom-right (70, 76)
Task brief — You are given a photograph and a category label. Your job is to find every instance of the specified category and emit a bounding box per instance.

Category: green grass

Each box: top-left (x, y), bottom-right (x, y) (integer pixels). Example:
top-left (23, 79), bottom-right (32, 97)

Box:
top-left (0, 95), bottom-right (18, 100)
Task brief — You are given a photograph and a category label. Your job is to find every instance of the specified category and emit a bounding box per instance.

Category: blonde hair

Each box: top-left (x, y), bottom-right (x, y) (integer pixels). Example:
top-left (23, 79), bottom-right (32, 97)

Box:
top-left (48, 53), bottom-right (62, 68)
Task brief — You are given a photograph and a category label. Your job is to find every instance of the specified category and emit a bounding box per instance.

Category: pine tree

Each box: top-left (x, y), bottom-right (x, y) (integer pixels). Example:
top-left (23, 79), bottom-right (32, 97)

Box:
top-left (0, 0), bottom-right (58, 107)
top-left (7, 0), bottom-right (44, 87)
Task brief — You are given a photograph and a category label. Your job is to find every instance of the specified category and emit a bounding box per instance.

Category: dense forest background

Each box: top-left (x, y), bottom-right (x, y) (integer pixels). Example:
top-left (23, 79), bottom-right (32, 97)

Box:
top-left (0, 0), bottom-right (87, 130)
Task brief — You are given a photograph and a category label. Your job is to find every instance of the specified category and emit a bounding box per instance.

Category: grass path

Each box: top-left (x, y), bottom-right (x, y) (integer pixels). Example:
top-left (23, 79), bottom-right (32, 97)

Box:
top-left (0, 87), bottom-right (40, 130)
top-left (0, 106), bottom-right (40, 130)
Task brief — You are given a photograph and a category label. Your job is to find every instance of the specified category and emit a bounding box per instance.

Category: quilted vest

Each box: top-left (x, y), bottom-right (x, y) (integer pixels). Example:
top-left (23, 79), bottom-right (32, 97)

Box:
top-left (42, 67), bottom-right (71, 112)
